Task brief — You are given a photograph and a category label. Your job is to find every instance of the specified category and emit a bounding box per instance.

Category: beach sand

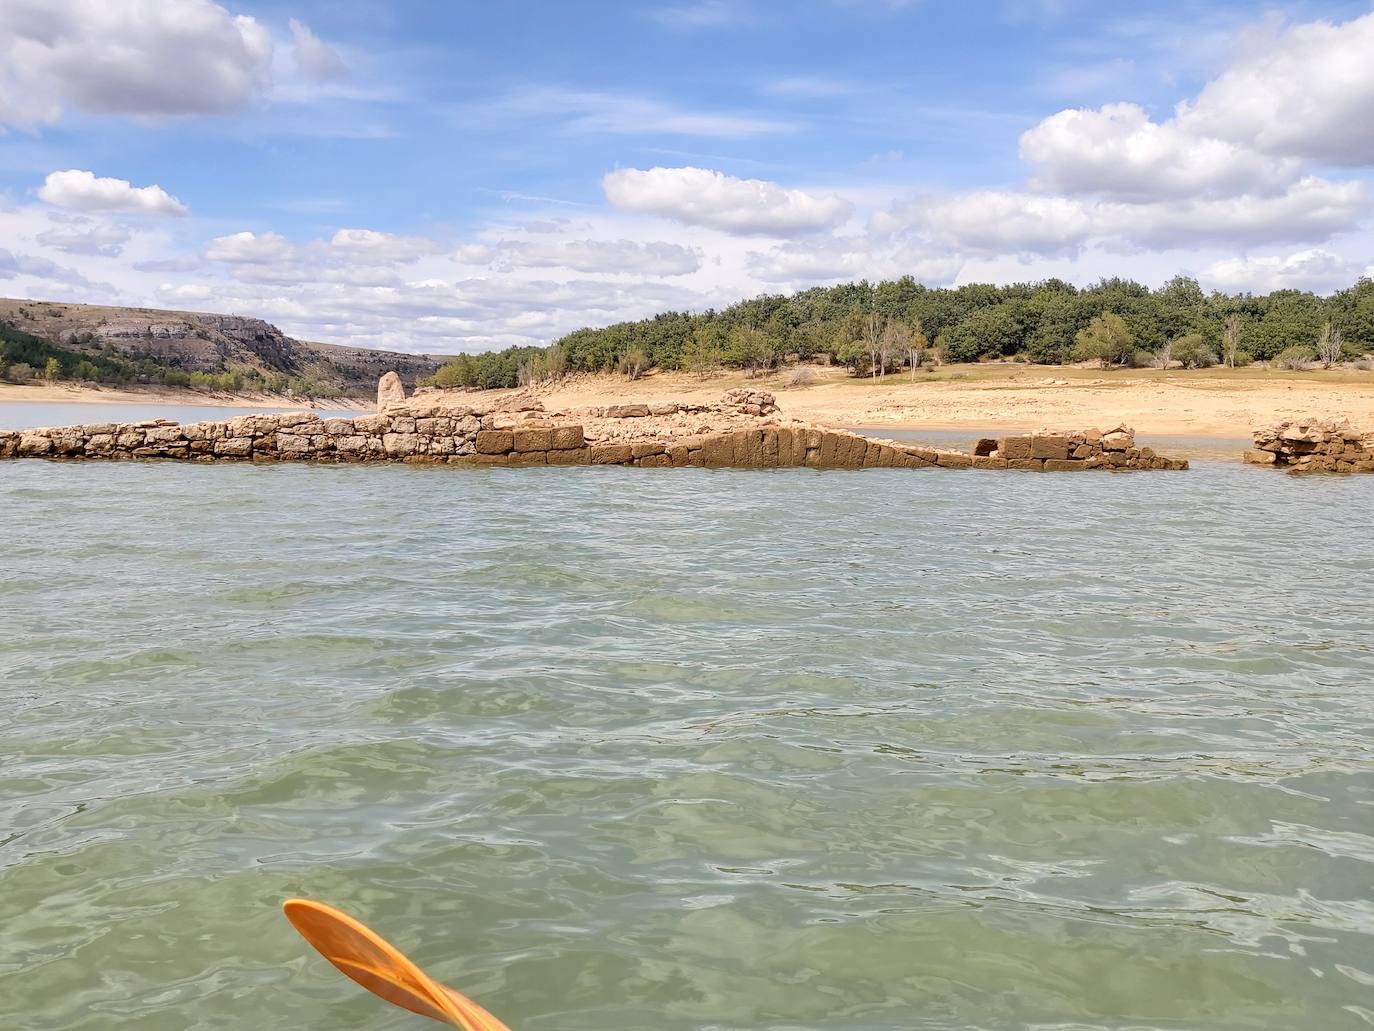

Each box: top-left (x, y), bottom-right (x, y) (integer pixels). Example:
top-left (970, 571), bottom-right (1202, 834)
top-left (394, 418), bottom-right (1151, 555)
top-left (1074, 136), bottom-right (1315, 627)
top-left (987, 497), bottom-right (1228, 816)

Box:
top-left (6, 363), bottom-right (1372, 439)
top-left (501, 363), bottom-right (1374, 440)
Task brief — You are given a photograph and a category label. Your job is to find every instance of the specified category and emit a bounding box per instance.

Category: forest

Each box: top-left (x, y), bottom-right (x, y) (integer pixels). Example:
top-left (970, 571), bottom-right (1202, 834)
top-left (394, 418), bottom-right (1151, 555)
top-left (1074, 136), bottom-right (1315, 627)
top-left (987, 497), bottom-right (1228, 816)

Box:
top-left (428, 275), bottom-right (1374, 390)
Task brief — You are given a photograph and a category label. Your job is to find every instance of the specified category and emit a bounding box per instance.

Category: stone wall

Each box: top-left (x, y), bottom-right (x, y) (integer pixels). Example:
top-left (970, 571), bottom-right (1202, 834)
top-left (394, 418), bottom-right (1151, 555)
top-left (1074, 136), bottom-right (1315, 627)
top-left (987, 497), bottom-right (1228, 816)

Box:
top-left (0, 394), bottom-right (1188, 471)
top-left (977, 425), bottom-right (1188, 471)
top-left (1244, 420), bottom-right (1374, 473)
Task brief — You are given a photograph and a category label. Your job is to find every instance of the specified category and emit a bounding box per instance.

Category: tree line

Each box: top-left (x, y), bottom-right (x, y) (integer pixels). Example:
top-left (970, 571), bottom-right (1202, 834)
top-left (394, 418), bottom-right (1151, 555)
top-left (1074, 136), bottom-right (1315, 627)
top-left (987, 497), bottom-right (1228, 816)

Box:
top-left (427, 275), bottom-right (1374, 389)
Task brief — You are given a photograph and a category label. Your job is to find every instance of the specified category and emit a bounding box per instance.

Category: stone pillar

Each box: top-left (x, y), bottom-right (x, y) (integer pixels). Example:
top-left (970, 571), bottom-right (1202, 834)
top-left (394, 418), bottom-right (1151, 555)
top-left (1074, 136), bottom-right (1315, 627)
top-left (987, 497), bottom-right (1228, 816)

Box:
top-left (377, 372), bottom-right (406, 411)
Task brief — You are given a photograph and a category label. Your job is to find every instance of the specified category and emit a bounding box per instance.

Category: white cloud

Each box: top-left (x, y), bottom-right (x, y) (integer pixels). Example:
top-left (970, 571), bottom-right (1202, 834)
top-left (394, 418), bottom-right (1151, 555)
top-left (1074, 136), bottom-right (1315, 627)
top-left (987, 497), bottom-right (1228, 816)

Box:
top-left (490, 239), bottom-right (702, 276)
top-left (0, 247), bottom-right (94, 286)
top-left (1179, 11), bottom-right (1374, 166)
top-left (35, 216), bottom-right (132, 257)
top-left (476, 89), bottom-right (791, 139)
top-left (1020, 103), bottom-right (1300, 201)
top-left (289, 18), bottom-right (347, 82)
top-left (205, 231), bottom-right (296, 263)
top-left (328, 228), bottom-right (437, 263)
top-left (603, 166), bottom-right (853, 235)
top-left (37, 169), bottom-right (188, 216)
top-left (1203, 248), bottom-right (1368, 294)
top-left (879, 177), bottom-right (1367, 257)
top-left (0, 0), bottom-right (273, 128)
top-left (747, 241), bottom-right (962, 287)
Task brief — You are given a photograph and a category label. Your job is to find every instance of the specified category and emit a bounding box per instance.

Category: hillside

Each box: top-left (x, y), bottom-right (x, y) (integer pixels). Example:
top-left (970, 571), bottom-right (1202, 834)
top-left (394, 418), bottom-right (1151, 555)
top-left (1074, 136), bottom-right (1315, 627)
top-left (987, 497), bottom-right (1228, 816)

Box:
top-left (0, 298), bottom-right (450, 398)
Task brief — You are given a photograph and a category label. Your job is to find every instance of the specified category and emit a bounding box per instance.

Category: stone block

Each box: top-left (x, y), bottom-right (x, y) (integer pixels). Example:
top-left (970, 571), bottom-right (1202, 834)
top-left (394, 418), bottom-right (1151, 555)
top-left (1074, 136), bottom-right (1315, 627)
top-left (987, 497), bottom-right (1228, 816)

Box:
top-left (638, 454), bottom-right (671, 467)
top-left (546, 448), bottom-right (589, 465)
top-left (476, 429), bottom-right (513, 454)
top-left (213, 437), bottom-right (253, 457)
top-left (512, 428), bottom-right (554, 452)
top-left (973, 437), bottom-right (998, 456)
top-left (631, 441), bottom-right (664, 458)
top-left (1043, 459), bottom-right (1086, 472)
top-left (1031, 435), bottom-right (1070, 460)
top-left (667, 443), bottom-right (691, 467)
top-left (700, 433), bottom-right (735, 467)
top-left (590, 443), bottom-right (633, 465)
top-left (551, 426), bottom-right (585, 450)
top-left (382, 433), bottom-right (420, 457)
top-left (1000, 436), bottom-right (1032, 459)
top-left (509, 451), bottom-right (547, 466)
top-left (606, 404), bottom-right (650, 418)
top-left (1008, 458), bottom-right (1044, 471)
top-left (935, 452), bottom-right (972, 469)
top-left (972, 456), bottom-right (1008, 469)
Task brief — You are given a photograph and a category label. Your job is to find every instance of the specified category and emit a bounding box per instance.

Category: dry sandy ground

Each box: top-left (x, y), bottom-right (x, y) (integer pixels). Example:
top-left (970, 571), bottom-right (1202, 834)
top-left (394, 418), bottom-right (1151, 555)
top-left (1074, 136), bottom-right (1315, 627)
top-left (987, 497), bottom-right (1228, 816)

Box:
top-left (7, 364), bottom-right (1373, 439)
top-left (509, 364), bottom-right (1374, 440)
top-left (0, 382), bottom-right (368, 410)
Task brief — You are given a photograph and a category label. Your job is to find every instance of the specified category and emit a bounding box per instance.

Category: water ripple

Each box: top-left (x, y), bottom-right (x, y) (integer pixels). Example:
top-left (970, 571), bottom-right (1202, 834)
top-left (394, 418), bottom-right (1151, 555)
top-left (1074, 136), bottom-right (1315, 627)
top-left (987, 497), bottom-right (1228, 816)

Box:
top-left (1, 459), bottom-right (1373, 1029)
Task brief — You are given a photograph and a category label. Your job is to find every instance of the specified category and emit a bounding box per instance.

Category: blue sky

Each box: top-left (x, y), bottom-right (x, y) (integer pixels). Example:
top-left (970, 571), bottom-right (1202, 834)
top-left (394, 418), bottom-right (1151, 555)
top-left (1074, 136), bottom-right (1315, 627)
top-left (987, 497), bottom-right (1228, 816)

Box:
top-left (2, 0), bottom-right (1373, 353)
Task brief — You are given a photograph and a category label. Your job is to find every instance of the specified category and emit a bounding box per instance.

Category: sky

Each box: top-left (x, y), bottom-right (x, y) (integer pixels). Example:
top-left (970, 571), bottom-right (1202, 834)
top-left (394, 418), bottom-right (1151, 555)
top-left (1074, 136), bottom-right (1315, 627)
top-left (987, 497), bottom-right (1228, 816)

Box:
top-left (1, 0), bottom-right (1373, 355)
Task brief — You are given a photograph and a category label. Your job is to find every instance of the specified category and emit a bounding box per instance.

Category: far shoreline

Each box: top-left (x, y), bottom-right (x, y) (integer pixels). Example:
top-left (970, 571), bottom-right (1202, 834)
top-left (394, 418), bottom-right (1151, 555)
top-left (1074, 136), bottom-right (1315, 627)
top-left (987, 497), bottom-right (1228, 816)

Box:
top-left (0, 381), bottom-right (370, 411)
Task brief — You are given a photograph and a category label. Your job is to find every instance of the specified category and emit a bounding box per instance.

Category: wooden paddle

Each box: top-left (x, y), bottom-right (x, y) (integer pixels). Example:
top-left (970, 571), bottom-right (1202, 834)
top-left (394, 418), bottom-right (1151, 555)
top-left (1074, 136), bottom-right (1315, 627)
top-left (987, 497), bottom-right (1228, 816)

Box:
top-left (282, 897), bottom-right (513, 1030)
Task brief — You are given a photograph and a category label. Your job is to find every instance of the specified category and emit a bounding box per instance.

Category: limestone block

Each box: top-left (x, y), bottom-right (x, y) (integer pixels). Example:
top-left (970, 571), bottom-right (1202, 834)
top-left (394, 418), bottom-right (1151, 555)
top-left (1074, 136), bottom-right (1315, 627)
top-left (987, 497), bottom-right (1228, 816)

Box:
top-left (1030, 435), bottom-right (1070, 461)
top-left (382, 433), bottom-right (420, 457)
top-left (936, 452), bottom-right (972, 469)
top-left (1000, 436), bottom-right (1033, 459)
top-left (476, 430), bottom-right (514, 454)
top-left (591, 443), bottom-right (633, 464)
top-left (551, 426), bottom-right (585, 450)
top-left (513, 428), bottom-right (554, 452)
top-left (1008, 458), bottom-right (1043, 471)
top-left (546, 448), bottom-right (590, 465)
top-left (700, 434), bottom-right (735, 467)
top-left (631, 441), bottom-right (664, 458)
top-left (1043, 459), bottom-right (1086, 472)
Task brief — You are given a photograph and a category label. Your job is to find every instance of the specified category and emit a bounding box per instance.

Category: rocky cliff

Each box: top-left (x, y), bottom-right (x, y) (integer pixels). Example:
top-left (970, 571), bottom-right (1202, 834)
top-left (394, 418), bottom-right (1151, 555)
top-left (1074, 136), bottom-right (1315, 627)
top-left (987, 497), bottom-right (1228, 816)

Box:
top-left (0, 297), bottom-right (449, 396)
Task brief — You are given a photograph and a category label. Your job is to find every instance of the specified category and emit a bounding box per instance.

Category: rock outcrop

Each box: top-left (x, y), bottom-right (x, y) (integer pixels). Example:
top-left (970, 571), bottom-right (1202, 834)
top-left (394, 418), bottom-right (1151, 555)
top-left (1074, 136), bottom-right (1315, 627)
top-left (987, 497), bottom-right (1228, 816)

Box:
top-left (0, 391), bottom-right (1189, 471)
top-left (1245, 420), bottom-right (1374, 473)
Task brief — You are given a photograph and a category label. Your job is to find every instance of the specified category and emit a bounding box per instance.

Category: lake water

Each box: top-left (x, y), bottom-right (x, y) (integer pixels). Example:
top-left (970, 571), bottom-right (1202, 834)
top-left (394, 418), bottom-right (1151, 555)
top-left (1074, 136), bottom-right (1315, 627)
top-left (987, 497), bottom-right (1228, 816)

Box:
top-left (0, 400), bottom-right (357, 432)
top-left (2, 438), bottom-right (1373, 1029)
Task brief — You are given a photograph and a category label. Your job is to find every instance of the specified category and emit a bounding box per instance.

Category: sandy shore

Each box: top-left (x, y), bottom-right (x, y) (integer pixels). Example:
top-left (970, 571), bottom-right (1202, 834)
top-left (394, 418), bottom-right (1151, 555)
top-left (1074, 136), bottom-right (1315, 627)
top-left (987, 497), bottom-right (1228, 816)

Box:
top-left (0, 382), bottom-right (369, 410)
top-left (497, 364), bottom-right (1374, 440)
top-left (7, 364), bottom-right (1372, 440)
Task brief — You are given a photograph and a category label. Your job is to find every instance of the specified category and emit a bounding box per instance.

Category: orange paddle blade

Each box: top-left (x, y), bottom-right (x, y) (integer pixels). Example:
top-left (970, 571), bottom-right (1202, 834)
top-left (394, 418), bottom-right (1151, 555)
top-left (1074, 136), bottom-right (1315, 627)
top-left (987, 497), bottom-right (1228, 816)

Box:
top-left (282, 898), bottom-right (513, 1030)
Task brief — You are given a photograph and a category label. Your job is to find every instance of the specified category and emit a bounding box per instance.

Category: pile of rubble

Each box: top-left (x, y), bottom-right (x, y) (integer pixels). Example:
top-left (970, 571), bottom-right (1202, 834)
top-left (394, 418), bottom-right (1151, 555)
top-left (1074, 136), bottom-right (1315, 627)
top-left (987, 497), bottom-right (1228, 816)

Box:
top-left (1245, 420), bottom-right (1374, 473)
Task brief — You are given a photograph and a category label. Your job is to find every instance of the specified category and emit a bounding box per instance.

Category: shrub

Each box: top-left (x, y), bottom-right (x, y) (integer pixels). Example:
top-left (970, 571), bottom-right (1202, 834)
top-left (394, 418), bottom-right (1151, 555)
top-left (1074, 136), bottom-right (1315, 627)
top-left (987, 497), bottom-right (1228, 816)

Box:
top-left (618, 346), bottom-right (649, 380)
top-left (1234, 350), bottom-right (1253, 368)
top-left (8, 361), bottom-right (35, 383)
top-left (786, 365), bottom-right (816, 388)
top-left (1171, 333), bottom-right (1218, 369)
top-left (1275, 345), bottom-right (1316, 371)
top-left (1073, 312), bottom-right (1135, 366)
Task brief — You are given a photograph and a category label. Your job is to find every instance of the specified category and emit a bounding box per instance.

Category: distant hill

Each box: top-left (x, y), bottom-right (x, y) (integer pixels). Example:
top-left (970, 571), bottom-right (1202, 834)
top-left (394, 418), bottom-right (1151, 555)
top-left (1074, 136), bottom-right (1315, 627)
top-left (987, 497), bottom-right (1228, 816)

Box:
top-left (0, 297), bottom-right (452, 398)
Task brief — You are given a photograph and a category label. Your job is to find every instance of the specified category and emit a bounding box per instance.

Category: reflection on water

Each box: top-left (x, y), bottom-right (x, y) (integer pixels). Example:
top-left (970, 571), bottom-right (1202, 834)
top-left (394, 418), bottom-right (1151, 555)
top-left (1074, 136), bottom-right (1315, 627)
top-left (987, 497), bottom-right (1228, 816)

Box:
top-left (1, 461), bottom-right (1372, 1030)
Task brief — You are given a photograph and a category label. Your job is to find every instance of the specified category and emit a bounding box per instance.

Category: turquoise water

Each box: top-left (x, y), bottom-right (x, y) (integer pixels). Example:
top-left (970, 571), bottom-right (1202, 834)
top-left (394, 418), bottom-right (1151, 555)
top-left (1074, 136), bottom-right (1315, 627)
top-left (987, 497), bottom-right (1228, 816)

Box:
top-left (2, 457), bottom-right (1373, 1030)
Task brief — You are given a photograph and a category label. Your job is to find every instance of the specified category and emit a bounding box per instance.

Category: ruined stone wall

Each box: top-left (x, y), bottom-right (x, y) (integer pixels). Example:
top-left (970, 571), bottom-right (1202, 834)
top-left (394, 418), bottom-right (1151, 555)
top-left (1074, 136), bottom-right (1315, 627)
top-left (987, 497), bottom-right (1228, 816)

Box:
top-left (977, 425), bottom-right (1188, 471)
top-left (1, 388), bottom-right (1188, 472)
top-left (1244, 420), bottom-right (1374, 473)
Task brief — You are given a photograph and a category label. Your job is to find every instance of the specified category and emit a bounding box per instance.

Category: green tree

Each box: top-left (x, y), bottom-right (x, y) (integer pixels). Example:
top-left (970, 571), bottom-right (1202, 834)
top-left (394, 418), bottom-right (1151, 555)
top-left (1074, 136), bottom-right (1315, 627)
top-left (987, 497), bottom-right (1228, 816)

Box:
top-left (42, 356), bottom-right (62, 381)
top-left (1073, 312), bottom-right (1135, 366)
top-left (1171, 333), bottom-right (1217, 369)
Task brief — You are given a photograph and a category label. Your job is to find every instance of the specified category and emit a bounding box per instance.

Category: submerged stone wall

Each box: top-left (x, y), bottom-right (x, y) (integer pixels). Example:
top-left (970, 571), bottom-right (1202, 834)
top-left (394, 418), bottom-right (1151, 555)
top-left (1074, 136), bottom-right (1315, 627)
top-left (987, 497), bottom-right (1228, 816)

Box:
top-left (0, 391), bottom-right (1188, 471)
top-left (1244, 420), bottom-right (1374, 473)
